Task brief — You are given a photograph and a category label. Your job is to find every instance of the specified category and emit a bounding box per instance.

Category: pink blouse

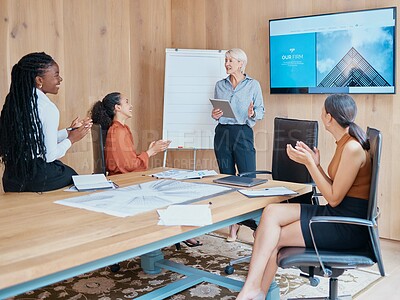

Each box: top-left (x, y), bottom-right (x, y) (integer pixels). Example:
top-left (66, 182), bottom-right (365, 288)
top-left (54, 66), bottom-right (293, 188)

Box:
top-left (105, 121), bottom-right (149, 175)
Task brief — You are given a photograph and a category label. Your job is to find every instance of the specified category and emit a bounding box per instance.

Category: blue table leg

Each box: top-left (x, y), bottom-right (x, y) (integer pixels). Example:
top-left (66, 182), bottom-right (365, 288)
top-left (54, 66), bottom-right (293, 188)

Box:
top-left (140, 249), bottom-right (164, 274)
top-left (266, 281), bottom-right (280, 300)
top-left (137, 258), bottom-right (281, 299)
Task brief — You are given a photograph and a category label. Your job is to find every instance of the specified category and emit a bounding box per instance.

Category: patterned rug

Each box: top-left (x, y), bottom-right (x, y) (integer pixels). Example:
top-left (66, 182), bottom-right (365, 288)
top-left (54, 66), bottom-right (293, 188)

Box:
top-left (8, 234), bottom-right (381, 300)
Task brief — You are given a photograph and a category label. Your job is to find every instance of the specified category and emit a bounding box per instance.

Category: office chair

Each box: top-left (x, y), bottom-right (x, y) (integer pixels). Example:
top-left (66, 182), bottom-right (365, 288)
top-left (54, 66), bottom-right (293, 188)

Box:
top-left (91, 123), bottom-right (108, 175)
top-left (277, 127), bottom-right (384, 300)
top-left (240, 117), bottom-right (320, 204)
top-left (224, 117), bottom-right (319, 274)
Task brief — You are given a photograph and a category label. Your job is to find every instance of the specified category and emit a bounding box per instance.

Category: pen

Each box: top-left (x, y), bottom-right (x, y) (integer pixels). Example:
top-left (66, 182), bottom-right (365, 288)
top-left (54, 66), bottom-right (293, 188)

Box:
top-left (112, 181), bottom-right (119, 188)
top-left (66, 127), bottom-right (79, 131)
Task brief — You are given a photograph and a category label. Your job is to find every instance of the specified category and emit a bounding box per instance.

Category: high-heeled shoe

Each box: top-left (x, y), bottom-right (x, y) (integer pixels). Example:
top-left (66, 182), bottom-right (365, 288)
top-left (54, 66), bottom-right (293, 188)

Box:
top-left (182, 239), bottom-right (203, 247)
top-left (226, 224), bottom-right (241, 242)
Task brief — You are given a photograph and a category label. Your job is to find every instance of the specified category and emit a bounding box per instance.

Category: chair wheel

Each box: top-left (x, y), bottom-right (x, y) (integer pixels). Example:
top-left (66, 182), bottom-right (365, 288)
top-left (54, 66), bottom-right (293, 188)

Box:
top-left (110, 263), bottom-right (120, 272)
top-left (309, 277), bottom-right (320, 287)
top-left (175, 243), bottom-right (181, 251)
top-left (225, 265), bottom-right (234, 275)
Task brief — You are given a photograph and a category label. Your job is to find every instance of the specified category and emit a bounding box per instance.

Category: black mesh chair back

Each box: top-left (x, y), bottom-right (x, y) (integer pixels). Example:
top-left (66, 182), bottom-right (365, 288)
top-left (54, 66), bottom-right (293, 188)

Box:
top-left (91, 123), bottom-right (107, 175)
top-left (272, 117), bottom-right (318, 184)
top-left (366, 127), bottom-right (385, 276)
top-left (225, 117), bottom-right (319, 275)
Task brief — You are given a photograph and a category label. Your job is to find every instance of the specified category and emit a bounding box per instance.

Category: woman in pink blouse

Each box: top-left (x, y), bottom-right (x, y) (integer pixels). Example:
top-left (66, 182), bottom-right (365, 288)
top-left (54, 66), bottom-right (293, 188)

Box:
top-left (91, 92), bottom-right (169, 175)
top-left (90, 92), bottom-right (202, 248)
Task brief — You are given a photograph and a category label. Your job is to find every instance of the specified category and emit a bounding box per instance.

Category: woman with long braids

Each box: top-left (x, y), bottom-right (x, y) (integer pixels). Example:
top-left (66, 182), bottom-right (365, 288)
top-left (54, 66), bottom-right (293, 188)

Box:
top-left (237, 94), bottom-right (372, 300)
top-left (0, 52), bottom-right (92, 192)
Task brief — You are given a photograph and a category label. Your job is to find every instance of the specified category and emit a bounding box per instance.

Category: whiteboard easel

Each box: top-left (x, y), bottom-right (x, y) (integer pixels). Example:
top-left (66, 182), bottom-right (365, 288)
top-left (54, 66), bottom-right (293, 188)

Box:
top-left (162, 48), bottom-right (226, 168)
top-left (163, 148), bottom-right (199, 170)
top-left (162, 48), bottom-right (226, 150)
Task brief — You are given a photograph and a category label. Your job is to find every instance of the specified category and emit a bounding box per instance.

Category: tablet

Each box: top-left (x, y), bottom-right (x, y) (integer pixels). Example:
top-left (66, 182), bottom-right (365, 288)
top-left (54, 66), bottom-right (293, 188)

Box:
top-left (213, 175), bottom-right (267, 187)
top-left (209, 98), bottom-right (237, 119)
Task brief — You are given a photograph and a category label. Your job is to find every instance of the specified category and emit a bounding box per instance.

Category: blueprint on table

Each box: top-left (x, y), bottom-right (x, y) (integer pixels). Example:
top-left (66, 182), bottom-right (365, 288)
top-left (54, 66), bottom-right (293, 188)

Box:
top-left (55, 179), bottom-right (233, 217)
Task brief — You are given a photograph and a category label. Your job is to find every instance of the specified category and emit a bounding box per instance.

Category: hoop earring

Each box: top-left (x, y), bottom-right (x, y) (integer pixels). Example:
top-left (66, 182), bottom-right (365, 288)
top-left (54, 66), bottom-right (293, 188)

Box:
top-left (38, 84), bottom-right (43, 89)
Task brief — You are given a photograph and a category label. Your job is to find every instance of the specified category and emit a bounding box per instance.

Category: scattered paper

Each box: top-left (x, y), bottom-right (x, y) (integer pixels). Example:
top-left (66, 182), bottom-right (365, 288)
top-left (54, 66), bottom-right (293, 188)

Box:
top-left (238, 186), bottom-right (298, 198)
top-left (158, 204), bottom-right (212, 226)
top-left (151, 169), bottom-right (218, 180)
top-left (56, 179), bottom-right (232, 217)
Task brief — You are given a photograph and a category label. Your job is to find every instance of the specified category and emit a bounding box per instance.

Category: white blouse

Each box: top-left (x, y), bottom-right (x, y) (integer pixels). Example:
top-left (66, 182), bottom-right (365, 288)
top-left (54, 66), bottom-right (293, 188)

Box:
top-left (36, 88), bottom-right (71, 162)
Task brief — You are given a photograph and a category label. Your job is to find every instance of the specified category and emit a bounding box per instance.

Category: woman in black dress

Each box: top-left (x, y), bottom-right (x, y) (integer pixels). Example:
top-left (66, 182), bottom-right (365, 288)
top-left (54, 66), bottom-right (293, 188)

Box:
top-left (237, 94), bottom-right (371, 300)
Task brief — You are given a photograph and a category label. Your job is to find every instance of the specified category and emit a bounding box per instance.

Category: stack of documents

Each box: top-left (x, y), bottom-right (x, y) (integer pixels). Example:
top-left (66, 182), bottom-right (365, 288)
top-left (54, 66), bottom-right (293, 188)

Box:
top-left (72, 174), bottom-right (114, 191)
top-left (151, 169), bottom-right (218, 180)
top-left (238, 186), bottom-right (298, 198)
top-left (157, 204), bottom-right (212, 226)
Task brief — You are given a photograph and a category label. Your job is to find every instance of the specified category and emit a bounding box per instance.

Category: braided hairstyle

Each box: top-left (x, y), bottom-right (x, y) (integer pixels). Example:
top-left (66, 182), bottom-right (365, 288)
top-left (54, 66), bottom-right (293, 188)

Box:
top-left (90, 92), bottom-right (121, 130)
top-left (0, 52), bottom-right (55, 180)
top-left (324, 94), bottom-right (370, 150)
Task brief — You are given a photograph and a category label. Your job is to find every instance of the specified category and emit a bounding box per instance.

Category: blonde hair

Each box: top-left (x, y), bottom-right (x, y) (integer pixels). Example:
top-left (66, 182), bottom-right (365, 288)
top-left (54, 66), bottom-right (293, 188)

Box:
top-left (226, 48), bottom-right (248, 73)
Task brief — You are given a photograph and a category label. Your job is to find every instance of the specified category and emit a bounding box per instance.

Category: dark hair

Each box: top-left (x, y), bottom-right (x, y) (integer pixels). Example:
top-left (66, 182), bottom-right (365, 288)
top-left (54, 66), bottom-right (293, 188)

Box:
top-left (324, 94), bottom-right (369, 150)
top-left (90, 92), bottom-right (121, 130)
top-left (0, 52), bottom-right (55, 180)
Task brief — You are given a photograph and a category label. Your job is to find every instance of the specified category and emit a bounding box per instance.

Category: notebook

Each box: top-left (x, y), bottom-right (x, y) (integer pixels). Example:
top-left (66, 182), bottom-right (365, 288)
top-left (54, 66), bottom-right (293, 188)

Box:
top-left (238, 186), bottom-right (298, 198)
top-left (72, 174), bottom-right (114, 191)
top-left (213, 175), bottom-right (267, 187)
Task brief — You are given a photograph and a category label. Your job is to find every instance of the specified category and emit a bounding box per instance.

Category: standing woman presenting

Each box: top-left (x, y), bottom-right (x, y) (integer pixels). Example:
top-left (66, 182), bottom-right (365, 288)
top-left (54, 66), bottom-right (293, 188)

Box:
top-left (0, 52), bottom-right (92, 192)
top-left (212, 48), bottom-right (265, 241)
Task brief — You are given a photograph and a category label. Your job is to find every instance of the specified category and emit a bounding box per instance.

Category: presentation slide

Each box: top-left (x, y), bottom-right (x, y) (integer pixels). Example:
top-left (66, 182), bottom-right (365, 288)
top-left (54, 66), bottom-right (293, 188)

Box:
top-left (316, 27), bottom-right (395, 86)
top-left (270, 33), bottom-right (316, 88)
top-left (269, 7), bottom-right (396, 94)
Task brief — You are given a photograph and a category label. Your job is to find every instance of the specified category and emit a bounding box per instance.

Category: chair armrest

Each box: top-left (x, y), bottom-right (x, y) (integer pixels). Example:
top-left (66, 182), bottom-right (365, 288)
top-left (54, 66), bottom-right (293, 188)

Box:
top-left (238, 170), bottom-right (272, 177)
top-left (310, 216), bottom-right (375, 227)
top-left (311, 185), bottom-right (321, 205)
top-left (308, 215), bottom-right (374, 277)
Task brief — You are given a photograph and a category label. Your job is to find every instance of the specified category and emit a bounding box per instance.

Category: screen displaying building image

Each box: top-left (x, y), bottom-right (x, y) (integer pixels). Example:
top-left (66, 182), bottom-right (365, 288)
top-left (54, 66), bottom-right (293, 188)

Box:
top-left (269, 7), bottom-right (396, 94)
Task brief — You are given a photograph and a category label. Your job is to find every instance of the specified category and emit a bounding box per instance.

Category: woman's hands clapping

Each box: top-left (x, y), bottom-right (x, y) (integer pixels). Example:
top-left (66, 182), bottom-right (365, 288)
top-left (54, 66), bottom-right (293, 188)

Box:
top-left (67, 117), bottom-right (93, 144)
top-left (147, 140), bottom-right (171, 157)
top-left (69, 116), bottom-right (84, 129)
top-left (286, 141), bottom-right (320, 167)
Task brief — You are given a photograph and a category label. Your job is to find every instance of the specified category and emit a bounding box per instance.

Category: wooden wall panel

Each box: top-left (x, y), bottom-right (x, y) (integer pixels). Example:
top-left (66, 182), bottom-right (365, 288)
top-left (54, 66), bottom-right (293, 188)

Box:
top-left (0, 1), bottom-right (9, 188)
top-left (62, 0), bottom-right (92, 172)
top-left (0, 1), bottom-right (10, 104)
top-left (170, 0), bottom-right (205, 49)
top-left (130, 0), bottom-right (171, 167)
top-left (62, 0), bottom-right (133, 173)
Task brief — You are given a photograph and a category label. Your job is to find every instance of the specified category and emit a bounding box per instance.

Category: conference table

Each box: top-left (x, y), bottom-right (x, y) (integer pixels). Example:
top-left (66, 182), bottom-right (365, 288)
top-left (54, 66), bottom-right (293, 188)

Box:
top-left (0, 168), bottom-right (311, 299)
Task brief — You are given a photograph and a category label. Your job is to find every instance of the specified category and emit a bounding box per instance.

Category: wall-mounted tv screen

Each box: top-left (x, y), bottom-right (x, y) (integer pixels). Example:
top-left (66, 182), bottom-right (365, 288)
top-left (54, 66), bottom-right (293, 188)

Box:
top-left (269, 7), bottom-right (396, 94)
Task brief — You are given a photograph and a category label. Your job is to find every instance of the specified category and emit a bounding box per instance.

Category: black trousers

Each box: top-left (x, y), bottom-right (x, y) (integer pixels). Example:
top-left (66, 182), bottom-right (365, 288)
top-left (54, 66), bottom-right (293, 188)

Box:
top-left (3, 159), bottom-right (77, 192)
top-left (214, 124), bottom-right (256, 177)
